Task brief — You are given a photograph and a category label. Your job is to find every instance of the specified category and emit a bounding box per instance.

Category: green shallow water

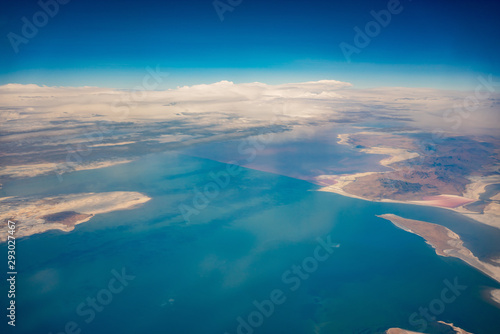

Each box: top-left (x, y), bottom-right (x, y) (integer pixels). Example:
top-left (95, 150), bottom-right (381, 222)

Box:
top-left (1, 152), bottom-right (499, 334)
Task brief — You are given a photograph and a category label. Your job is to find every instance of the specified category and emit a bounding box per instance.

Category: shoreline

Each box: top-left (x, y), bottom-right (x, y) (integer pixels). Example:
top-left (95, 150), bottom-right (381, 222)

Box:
top-left (378, 214), bottom-right (500, 305)
top-left (385, 323), bottom-right (472, 334)
top-left (490, 289), bottom-right (500, 307)
top-left (481, 288), bottom-right (500, 309)
top-left (317, 173), bottom-right (500, 229)
top-left (316, 134), bottom-right (500, 229)
top-left (0, 191), bottom-right (151, 242)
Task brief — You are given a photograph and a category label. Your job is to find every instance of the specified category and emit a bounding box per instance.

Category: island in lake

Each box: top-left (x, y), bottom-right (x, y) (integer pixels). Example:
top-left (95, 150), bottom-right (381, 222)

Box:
top-left (378, 213), bottom-right (500, 306)
top-left (386, 321), bottom-right (473, 334)
top-left (0, 191), bottom-right (151, 241)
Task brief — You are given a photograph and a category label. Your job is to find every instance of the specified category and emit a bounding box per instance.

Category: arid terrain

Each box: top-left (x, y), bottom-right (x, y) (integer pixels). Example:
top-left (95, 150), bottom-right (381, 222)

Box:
top-left (318, 132), bottom-right (500, 228)
top-left (378, 214), bottom-right (500, 306)
top-left (386, 321), bottom-right (473, 334)
top-left (0, 191), bottom-right (151, 241)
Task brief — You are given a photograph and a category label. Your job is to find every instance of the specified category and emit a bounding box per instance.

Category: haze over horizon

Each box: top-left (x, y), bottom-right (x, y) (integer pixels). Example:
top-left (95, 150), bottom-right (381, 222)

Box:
top-left (2, 1), bottom-right (500, 334)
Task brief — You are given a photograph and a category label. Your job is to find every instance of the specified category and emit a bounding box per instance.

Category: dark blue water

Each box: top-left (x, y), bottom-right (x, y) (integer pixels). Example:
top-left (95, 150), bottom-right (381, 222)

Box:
top-left (1, 153), bottom-right (499, 334)
top-left (480, 184), bottom-right (500, 201)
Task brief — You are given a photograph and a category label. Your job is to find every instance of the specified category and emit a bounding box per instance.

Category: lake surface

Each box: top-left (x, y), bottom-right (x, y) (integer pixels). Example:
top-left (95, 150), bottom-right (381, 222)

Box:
top-left (1, 152), bottom-right (500, 334)
top-left (182, 125), bottom-right (391, 182)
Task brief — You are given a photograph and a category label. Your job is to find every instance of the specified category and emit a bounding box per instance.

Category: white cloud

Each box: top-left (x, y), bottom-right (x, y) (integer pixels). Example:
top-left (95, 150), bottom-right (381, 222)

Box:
top-left (0, 80), bottom-right (498, 135)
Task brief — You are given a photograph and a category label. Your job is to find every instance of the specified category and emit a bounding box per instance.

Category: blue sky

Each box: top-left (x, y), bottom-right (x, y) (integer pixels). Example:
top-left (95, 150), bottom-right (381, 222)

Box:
top-left (1, 0), bottom-right (499, 89)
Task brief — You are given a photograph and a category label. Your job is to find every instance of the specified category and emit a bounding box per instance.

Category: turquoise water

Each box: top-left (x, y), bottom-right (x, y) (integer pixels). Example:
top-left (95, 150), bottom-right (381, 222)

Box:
top-left (1, 153), bottom-right (500, 334)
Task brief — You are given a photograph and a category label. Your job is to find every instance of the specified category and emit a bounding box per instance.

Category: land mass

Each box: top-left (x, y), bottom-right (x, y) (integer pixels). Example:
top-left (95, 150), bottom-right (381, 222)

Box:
top-left (0, 191), bottom-right (151, 242)
top-left (0, 159), bottom-right (133, 180)
top-left (317, 132), bottom-right (500, 229)
top-left (378, 213), bottom-right (500, 305)
top-left (386, 321), bottom-right (473, 334)
top-left (385, 328), bottom-right (421, 334)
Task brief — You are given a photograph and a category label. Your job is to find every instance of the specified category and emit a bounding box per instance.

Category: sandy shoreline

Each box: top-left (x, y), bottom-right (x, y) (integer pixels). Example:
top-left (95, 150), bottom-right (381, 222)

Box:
top-left (378, 214), bottom-right (500, 296)
top-left (318, 180), bottom-right (500, 228)
top-left (490, 289), bottom-right (500, 306)
top-left (463, 175), bottom-right (500, 200)
top-left (0, 191), bottom-right (151, 242)
top-left (315, 172), bottom-right (380, 200)
top-left (385, 328), bottom-right (421, 334)
top-left (385, 322), bottom-right (472, 334)
top-left (359, 146), bottom-right (419, 167)
top-left (379, 213), bottom-right (500, 314)
top-left (317, 134), bottom-right (500, 229)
